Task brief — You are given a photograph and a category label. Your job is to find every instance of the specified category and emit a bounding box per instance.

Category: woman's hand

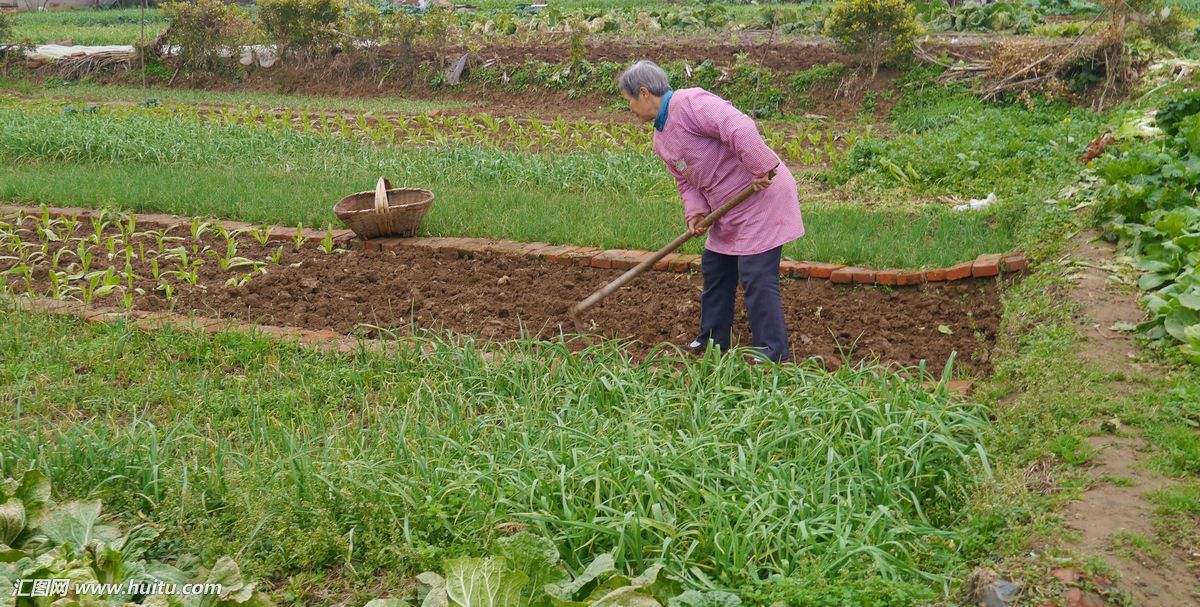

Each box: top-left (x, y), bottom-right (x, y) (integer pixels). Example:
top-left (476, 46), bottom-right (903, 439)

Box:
top-left (687, 214), bottom-right (709, 236)
top-left (749, 167), bottom-right (777, 192)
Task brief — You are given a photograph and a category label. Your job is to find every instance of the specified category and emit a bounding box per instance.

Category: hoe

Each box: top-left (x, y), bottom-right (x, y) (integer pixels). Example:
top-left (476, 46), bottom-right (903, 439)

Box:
top-left (570, 183), bottom-right (757, 330)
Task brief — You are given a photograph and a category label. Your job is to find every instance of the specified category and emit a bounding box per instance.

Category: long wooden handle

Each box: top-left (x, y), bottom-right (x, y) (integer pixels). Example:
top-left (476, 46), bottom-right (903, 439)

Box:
top-left (571, 184), bottom-right (758, 319)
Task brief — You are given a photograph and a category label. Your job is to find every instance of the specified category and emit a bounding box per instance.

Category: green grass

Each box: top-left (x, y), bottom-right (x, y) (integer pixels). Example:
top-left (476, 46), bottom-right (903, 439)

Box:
top-left (831, 80), bottom-right (1107, 210)
top-left (3, 81), bottom-right (475, 115)
top-left (0, 99), bottom-right (1015, 268)
top-left (9, 7), bottom-right (167, 45)
top-left (0, 308), bottom-right (991, 606)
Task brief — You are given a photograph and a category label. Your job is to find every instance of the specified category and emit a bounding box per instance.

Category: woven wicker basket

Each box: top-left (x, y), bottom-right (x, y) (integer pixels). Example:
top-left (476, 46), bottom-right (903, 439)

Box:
top-left (334, 178), bottom-right (434, 240)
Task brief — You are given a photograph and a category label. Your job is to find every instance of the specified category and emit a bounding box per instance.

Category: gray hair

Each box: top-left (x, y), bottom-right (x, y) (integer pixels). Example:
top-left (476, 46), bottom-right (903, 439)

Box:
top-left (618, 60), bottom-right (671, 97)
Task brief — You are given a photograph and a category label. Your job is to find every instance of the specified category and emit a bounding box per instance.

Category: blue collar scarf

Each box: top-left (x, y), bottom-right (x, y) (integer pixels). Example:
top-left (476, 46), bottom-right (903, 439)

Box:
top-left (654, 89), bottom-right (674, 132)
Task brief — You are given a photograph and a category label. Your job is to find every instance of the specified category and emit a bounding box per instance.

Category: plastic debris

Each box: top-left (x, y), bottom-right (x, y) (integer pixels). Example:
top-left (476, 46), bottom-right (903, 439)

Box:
top-left (954, 192), bottom-right (996, 212)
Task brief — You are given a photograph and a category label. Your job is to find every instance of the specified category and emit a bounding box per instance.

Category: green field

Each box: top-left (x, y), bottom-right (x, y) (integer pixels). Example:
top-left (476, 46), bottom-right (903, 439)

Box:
top-left (2, 2), bottom-right (1200, 606)
top-left (0, 310), bottom-right (995, 604)
top-left (9, 7), bottom-right (168, 45)
top-left (0, 73), bottom-right (1110, 269)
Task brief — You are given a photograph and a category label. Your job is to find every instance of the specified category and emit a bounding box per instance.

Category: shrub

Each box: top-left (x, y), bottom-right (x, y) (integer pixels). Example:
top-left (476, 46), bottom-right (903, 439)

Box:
top-left (824, 0), bottom-right (923, 78)
top-left (0, 11), bottom-right (12, 44)
top-left (161, 0), bottom-right (257, 74)
top-left (257, 0), bottom-right (343, 57)
top-left (340, 0), bottom-right (385, 45)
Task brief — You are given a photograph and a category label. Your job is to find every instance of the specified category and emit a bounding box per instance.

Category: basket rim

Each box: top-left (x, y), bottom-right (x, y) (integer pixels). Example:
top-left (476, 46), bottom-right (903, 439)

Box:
top-left (334, 188), bottom-right (435, 215)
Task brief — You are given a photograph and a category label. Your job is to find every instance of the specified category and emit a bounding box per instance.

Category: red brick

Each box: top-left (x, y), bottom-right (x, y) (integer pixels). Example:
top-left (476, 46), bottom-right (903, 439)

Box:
top-left (667, 254), bottom-right (698, 273)
top-left (363, 237), bottom-right (406, 252)
top-left (566, 247), bottom-right (604, 266)
top-left (426, 237), bottom-right (470, 253)
top-left (806, 262), bottom-right (844, 280)
top-left (1002, 253), bottom-right (1029, 273)
top-left (592, 249), bottom-right (645, 270)
top-left (972, 254), bottom-right (1003, 278)
top-left (217, 220), bottom-right (253, 233)
top-left (138, 213), bottom-right (189, 229)
top-left (46, 206), bottom-right (95, 220)
top-left (401, 236), bottom-right (448, 250)
top-left (851, 268), bottom-right (876, 284)
top-left (945, 261), bottom-right (974, 281)
top-left (447, 238), bottom-right (492, 255)
top-left (516, 242), bottom-right (553, 256)
top-left (896, 271), bottom-right (926, 285)
top-left (589, 253), bottom-right (614, 269)
top-left (780, 260), bottom-right (808, 278)
top-left (829, 267), bottom-right (855, 283)
top-left (532, 245), bottom-right (572, 261)
top-left (483, 240), bottom-right (530, 257)
top-left (653, 253), bottom-right (680, 271)
top-left (266, 226), bottom-right (297, 241)
top-left (925, 267), bottom-right (948, 282)
top-left (541, 246), bottom-right (581, 264)
top-left (875, 270), bottom-right (899, 285)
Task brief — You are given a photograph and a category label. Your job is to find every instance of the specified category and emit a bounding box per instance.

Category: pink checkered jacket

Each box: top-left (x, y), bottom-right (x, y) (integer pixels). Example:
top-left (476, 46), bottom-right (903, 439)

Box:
top-left (652, 87), bottom-right (804, 256)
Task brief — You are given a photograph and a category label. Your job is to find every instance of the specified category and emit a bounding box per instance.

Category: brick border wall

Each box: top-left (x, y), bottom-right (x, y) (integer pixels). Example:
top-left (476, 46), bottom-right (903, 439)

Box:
top-left (1, 204), bottom-right (1029, 284)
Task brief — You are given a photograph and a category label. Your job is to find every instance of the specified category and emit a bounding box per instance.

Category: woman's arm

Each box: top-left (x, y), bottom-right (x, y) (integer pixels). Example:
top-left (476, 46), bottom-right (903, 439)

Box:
top-left (681, 92), bottom-right (781, 177)
top-left (665, 160), bottom-right (709, 221)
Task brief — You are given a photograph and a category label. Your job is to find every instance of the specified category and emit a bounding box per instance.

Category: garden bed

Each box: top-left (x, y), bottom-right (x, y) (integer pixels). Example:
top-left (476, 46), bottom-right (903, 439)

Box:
top-left (1, 209), bottom-right (1006, 372)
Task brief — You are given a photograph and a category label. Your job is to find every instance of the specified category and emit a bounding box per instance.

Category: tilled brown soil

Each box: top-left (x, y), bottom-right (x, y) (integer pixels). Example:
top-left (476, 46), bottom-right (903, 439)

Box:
top-left (1, 219), bottom-right (1003, 373)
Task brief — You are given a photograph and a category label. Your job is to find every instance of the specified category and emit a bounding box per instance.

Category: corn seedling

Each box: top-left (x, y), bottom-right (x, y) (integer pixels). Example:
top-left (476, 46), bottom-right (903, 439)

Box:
top-left (189, 218), bottom-right (213, 241)
top-left (156, 280), bottom-right (175, 302)
top-left (320, 227), bottom-right (336, 254)
top-left (81, 268), bottom-right (121, 304)
top-left (168, 268), bottom-right (201, 286)
top-left (292, 226), bottom-right (306, 251)
top-left (249, 225), bottom-right (272, 246)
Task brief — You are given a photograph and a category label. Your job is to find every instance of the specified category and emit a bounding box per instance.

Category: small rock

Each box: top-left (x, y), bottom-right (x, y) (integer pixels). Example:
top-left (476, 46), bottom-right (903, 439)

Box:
top-left (1099, 418), bottom-right (1120, 433)
top-left (1064, 588), bottom-right (1106, 607)
top-left (1052, 568), bottom-right (1081, 585)
top-left (497, 275), bottom-right (510, 285)
top-left (967, 568), bottom-right (1020, 607)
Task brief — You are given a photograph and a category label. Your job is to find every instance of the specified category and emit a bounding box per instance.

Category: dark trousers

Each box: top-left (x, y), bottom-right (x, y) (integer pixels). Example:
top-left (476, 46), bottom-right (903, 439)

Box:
top-left (694, 246), bottom-right (791, 362)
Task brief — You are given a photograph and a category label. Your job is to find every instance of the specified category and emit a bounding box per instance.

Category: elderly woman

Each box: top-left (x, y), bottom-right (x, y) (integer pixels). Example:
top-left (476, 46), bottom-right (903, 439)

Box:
top-left (618, 60), bottom-right (804, 363)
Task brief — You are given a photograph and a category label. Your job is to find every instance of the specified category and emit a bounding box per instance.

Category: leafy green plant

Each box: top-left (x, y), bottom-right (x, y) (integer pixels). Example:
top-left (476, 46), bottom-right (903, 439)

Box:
top-left (935, 0), bottom-right (1043, 34)
top-left (824, 0), bottom-right (922, 78)
top-left (397, 539), bottom-right (743, 607)
top-left (0, 470), bottom-right (273, 607)
top-left (1098, 92), bottom-right (1200, 361)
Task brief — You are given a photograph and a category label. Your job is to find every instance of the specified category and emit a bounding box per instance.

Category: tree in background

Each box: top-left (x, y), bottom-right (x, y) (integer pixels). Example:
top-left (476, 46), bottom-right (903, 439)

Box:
top-left (824, 0), bottom-right (923, 78)
top-left (257, 0), bottom-right (342, 59)
top-left (160, 0), bottom-right (257, 75)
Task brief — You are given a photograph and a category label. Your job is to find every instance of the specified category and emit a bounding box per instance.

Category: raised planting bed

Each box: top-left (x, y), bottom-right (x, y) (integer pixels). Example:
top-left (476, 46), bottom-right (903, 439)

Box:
top-left (0, 207), bottom-right (1011, 373)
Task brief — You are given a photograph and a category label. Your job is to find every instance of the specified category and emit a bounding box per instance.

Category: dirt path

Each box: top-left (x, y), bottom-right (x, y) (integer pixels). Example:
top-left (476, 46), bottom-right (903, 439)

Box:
top-left (1061, 233), bottom-right (1199, 606)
